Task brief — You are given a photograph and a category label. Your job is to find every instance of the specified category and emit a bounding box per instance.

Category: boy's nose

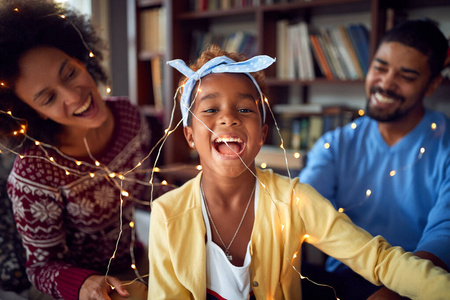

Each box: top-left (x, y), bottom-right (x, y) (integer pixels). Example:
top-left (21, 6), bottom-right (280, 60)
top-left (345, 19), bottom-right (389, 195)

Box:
top-left (219, 110), bottom-right (239, 126)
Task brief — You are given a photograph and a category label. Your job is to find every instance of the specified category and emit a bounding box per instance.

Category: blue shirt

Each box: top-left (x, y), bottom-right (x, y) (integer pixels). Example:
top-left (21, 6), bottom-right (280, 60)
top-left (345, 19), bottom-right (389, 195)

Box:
top-left (299, 110), bottom-right (450, 272)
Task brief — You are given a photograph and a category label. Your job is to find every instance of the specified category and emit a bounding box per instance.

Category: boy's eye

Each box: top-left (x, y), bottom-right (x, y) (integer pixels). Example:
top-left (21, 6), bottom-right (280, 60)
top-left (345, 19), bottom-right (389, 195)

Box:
top-left (239, 108), bottom-right (253, 113)
top-left (204, 108), bottom-right (218, 113)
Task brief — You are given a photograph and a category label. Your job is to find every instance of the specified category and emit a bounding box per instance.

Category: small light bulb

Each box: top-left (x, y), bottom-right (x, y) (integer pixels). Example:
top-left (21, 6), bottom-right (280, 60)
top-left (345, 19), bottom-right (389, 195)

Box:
top-left (324, 142), bottom-right (330, 149)
top-left (162, 180), bottom-right (168, 186)
top-left (351, 122), bottom-right (357, 129)
top-left (338, 208), bottom-right (344, 213)
top-left (431, 123), bottom-right (437, 130)
top-left (129, 221), bottom-right (135, 228)
top-left (95, 161), bottom-right (100, 166)
top-left (76, 161), bottom-right (82, 166)
top-left (389, 170), bottom-right (396, 177)
top-left (196, 165), bottom-right (202, 171)
top-left (121, 190), bottom-right (129, 197)
top-left (366, 189), bottom-right (372, 197)
top-left (294, 152), bottom-right (301, 159)
top-left (260, 162), bottom-right (267, 169)
top-left (90, 173), bottom-right (95, 178)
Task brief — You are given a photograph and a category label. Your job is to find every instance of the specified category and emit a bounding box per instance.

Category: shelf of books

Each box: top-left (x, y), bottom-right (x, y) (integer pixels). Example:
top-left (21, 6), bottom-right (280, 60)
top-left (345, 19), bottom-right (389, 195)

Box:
top-left (257, 104), bottom-right (361, 173)
top-left (136, 0), bottom-right (166, 114)
top-left (140, 0), bottom-right (450, 169)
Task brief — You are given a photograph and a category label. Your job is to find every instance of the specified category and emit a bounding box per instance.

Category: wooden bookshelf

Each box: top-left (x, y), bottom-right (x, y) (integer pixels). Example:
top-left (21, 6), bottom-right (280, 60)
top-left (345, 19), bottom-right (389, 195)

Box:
top-left (129, 0), bottom-right (450, 169)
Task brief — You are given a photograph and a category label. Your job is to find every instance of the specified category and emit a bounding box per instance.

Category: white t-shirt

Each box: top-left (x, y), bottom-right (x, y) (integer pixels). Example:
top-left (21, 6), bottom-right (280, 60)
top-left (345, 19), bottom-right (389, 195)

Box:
top-left (201, 184), bottom-right (259, 299)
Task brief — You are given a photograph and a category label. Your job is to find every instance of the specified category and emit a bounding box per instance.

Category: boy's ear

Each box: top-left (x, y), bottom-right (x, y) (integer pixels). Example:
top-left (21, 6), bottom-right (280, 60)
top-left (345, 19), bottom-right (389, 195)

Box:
top-left (262, 124), bottom-right (268, 143)
top-left (183, 126), bottom-right (195, 148)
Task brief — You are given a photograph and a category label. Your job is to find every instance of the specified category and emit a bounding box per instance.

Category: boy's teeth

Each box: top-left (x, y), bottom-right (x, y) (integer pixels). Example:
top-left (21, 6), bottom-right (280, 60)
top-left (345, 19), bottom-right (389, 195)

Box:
top-left (375, 92), bottom-right (395, 104)
top-left (74, 96), bottom-right (92, 115)
top-left (215, 137), bottom-right (243, 143)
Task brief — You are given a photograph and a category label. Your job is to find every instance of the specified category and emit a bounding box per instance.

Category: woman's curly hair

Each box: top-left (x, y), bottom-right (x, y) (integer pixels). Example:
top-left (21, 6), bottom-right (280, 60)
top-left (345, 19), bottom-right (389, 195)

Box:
top-left (178, 45), bottom-right (268, 126)
top-left (0, 0), bottom-right (108, 150)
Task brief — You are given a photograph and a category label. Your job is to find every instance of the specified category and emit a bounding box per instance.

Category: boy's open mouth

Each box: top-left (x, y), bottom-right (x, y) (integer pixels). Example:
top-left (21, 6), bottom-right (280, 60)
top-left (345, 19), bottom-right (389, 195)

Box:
top-left (213, 136), bottom-right (245, 157)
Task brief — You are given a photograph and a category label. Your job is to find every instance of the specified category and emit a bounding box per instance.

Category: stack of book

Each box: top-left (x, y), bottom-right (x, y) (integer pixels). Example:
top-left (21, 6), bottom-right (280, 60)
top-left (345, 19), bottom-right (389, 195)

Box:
top-left (139, 7), bottom-right (166, 56)
top-left (277, 21), bottom-right (370, 80)
top-left (273, 104), bottom-right (360, 150)
top-left (190, 30), bottom-right (257, 61)
top-left (189, 0), bottom-right (266, 11)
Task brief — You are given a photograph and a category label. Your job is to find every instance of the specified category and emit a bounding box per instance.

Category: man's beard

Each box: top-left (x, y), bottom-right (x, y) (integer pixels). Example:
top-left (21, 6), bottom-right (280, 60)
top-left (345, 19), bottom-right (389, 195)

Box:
top-left (366, 86), bottom-right (409, 122)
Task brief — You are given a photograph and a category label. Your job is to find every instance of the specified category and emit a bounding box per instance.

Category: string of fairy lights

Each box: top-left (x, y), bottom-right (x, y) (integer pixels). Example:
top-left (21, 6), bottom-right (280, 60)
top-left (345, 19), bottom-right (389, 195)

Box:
top-left (0, 5), bottom-right (440, 299)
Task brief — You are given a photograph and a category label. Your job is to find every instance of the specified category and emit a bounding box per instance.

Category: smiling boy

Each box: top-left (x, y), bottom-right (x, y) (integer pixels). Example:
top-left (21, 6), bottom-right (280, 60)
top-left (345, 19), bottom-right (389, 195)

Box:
top-left (148, 45), bottom-right (450, 299)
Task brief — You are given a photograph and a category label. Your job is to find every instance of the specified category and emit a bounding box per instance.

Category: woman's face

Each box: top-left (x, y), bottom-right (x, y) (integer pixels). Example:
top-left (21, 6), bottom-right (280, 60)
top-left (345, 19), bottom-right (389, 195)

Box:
top-left (14, 46), bottom-right (108, 130)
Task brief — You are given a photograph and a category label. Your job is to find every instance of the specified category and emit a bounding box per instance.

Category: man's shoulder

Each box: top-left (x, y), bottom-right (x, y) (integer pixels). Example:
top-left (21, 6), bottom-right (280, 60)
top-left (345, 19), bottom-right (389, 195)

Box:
top-left (317, 116), bottom-right (374, 147)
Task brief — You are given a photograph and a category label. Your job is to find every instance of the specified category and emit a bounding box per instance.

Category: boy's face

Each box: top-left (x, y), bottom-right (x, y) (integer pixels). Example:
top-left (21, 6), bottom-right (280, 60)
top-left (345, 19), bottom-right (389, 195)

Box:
top-left (184, 73), bottom-right (268, 178)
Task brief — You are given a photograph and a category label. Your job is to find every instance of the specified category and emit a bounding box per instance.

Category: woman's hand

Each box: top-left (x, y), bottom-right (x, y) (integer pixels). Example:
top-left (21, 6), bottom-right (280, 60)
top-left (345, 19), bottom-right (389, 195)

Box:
top-left (79, 275), bottom-right (129, 300)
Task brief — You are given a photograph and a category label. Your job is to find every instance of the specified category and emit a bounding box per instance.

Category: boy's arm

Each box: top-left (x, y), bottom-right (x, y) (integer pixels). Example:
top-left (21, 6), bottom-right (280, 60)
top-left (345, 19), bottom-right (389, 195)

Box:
top-left (148, 202), bottom-right (191, 299)
top-left (298, 184), bottom-right (450, 299)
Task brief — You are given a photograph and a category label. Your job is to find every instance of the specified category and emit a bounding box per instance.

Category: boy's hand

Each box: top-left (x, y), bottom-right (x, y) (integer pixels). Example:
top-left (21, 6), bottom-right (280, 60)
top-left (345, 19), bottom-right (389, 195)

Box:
top-left (80, 275), bottom-right (129, 300)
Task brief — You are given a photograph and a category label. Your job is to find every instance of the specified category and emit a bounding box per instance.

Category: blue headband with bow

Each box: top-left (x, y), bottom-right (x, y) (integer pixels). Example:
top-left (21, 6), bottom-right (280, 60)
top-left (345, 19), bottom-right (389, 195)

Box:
top-left (167, 55), bottom-right (276, 127)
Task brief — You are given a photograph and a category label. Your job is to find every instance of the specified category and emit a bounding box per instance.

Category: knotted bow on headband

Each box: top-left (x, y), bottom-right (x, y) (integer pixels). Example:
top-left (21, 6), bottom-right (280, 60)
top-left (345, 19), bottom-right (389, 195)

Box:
top-left (167, 55), bottom-right (276, 127)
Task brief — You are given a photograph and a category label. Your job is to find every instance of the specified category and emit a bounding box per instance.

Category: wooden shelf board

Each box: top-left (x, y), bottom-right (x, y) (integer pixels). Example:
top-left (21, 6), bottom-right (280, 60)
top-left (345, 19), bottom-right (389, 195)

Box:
top-left (265, 77), bottom-right (365, 86)
top-left (137, 0), bottom-right (164, 9)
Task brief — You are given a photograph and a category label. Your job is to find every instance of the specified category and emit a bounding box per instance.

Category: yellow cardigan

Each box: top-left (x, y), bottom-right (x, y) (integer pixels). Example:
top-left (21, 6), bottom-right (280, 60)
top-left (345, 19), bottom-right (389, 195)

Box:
top-left (148, 168), bottom-right (450, 299)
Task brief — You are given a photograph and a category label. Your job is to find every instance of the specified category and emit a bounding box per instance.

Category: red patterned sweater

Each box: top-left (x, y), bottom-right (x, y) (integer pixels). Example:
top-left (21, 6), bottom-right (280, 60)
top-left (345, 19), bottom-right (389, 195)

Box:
top-left (7, 98), bottom-right (154, 300)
